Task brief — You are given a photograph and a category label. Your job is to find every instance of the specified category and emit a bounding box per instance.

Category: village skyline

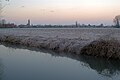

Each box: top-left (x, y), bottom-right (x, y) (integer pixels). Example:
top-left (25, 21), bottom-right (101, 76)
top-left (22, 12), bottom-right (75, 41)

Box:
top-left (0, 0), bottom-right (120, 25)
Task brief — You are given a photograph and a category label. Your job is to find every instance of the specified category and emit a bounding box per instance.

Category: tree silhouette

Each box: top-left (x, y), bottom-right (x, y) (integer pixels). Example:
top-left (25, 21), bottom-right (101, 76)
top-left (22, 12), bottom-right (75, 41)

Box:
top-left (0, 0), bottom-right (9, 14)
top-left (113, 15), bottom-right (120, 28)
top-left (0, 0), bottom-right (9, 25)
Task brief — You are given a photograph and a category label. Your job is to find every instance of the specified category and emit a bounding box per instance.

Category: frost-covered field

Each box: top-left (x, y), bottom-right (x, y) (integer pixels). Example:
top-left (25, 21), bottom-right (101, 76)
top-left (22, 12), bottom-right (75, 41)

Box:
top-left (0, 28), bottom-right (120, 40)
top-left (0, 28), bottom-right (120, 58)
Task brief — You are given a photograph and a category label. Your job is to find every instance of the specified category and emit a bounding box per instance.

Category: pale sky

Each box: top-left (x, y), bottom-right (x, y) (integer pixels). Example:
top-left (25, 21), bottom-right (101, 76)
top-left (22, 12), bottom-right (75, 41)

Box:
top-left (2, 0), bottom-right (120, 25)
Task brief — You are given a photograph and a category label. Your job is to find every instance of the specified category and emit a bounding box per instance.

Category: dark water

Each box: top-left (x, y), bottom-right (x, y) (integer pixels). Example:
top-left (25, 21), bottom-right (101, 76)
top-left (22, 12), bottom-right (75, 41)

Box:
top-left (0, 43), bottom-right (120, 80)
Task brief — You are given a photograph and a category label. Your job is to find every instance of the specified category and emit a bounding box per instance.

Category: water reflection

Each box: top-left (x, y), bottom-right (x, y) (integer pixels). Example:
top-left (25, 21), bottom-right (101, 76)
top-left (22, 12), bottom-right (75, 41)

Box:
top-left (79, 56), bottom-right (120, 77)
top-left (0, 59), bottom-right (4, 80)
top-left (1, 42), bottom-right (120, 78)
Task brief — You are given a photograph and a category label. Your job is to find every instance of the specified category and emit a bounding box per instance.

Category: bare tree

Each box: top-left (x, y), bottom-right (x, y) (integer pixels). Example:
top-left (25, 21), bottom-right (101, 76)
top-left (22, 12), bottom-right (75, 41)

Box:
top-left (113, 15), bottom-right (120, 28)
top-left (0, 0), bottom-right (9, 14)
top-left (0, 0), bottom-right (9, 25)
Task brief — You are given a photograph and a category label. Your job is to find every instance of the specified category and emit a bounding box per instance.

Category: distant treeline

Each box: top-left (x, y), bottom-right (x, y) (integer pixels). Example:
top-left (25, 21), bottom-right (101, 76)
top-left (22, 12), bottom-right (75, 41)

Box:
top-left (17, 24), bottom-right (117, 28)
top-left (0, 23), bottom-right (119, 28)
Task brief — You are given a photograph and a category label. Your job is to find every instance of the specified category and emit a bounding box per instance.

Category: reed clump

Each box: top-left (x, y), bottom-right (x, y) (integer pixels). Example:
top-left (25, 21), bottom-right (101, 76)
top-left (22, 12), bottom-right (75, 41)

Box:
top-left (81, 39), bottom-right (120, 59)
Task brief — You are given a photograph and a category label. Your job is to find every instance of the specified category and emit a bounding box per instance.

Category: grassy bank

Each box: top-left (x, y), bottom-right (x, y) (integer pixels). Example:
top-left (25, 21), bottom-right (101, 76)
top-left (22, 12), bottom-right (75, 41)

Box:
top-left (81, 39), bottom-right (120, 59)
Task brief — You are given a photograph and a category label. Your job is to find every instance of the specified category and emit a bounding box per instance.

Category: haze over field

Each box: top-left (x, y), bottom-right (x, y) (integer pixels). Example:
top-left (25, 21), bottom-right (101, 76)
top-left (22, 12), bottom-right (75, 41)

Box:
top-left (2, 0), bottom-right (120, 25)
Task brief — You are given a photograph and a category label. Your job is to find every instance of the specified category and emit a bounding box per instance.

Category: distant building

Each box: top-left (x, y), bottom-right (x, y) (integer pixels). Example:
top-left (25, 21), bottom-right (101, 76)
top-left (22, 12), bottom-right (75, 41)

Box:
top-left (1, 19), bottom-right (6, 24)
top-left (0, 23), bottom-right (16, 28)
top-left (0, 19), bottom-right (16, 28)
top-left (4, 23), bottom-right (16, 28)
top-left (76, 21), bottom-right (78, 27)
top-left (27, 19), bottom-right (31, 26)
top-left (0, 19), bottom-right (6, 25)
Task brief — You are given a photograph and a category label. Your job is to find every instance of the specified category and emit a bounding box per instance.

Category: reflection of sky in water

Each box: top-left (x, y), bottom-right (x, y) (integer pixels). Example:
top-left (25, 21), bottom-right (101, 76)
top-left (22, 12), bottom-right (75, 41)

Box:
top-left (0, 44), bottom-right (120, 80)
top-left (1, 0), bottom-right (120, 25)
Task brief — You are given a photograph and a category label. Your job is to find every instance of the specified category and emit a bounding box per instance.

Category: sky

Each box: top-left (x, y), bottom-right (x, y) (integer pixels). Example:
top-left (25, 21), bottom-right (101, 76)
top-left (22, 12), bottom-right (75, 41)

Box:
top-left (1, 0), bottom-right (120, 25)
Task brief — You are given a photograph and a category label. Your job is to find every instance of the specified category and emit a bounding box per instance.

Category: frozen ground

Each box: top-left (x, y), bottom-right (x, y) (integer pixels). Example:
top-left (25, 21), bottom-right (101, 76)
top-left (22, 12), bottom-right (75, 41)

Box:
top-left (0, 28), bottom-right (120, 55)
top-left (0, 28), bottom-right (120, 39)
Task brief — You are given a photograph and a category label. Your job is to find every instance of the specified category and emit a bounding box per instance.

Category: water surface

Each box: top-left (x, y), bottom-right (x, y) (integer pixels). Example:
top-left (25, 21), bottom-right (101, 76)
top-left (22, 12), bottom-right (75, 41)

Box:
top-left (0, 43), bottom-right (120, 80)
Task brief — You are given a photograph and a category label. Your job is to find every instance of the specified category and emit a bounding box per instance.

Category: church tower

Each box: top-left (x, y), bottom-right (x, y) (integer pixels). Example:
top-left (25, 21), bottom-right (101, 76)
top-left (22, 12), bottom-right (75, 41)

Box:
top-left (27, 19), bottom-right (30, 26)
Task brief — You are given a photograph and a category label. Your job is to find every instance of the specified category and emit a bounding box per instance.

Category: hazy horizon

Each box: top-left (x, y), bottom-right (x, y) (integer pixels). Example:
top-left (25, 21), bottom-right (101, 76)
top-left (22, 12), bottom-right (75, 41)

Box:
top-left (1, 0), bottom-right (120, 25)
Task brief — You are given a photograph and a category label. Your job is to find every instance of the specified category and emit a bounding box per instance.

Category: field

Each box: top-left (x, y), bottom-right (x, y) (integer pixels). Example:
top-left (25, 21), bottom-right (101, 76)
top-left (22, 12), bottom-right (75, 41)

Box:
top-left (0, 28), bottom-right (120, 59)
